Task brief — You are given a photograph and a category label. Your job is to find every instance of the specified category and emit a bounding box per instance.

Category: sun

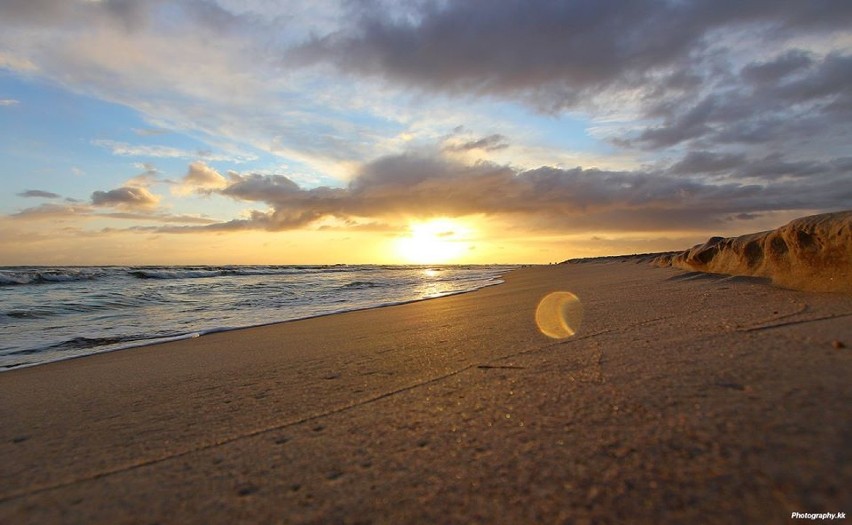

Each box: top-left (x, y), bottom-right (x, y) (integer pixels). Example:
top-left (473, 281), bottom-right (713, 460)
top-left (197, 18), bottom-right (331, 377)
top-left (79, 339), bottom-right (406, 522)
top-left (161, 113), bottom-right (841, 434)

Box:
top-left (395, 218), bottom-right (472, 264)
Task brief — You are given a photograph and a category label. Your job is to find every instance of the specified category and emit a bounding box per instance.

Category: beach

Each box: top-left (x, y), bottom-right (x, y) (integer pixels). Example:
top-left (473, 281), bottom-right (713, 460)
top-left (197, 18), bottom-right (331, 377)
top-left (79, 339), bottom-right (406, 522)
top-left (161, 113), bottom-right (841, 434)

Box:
top-left (1, 261), bottom-right (850, 523)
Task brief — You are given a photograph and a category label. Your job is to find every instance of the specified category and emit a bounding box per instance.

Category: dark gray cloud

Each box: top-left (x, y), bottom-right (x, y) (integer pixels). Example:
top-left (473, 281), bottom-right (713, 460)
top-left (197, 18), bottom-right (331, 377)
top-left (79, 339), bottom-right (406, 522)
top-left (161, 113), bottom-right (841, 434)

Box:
top-left (668, 151), bottom-right (852, 181)
top-left (0, 0), bottom-right (74, 24)
top-left (738, 154), bottom-right (840, 180)
top-left (91, 186), bottom-right (160, 209)
top-left (0, 0), bottom-right (242, 32)
top-left (634, 51), bottom-right (852, 150)
top-left (291, 0), bottom-right (852, 169)
top-left (292, 1), bottom-right (852, 110)
top-left (181, 152), bottom-right (851, 233)
top-left (18, 189), bottom-right (61, 199)
top-left (740, 50), bottom-right (815, 85)
top-left (669, 151), bottom-right (747, 175)
top-left (222, 173), bottom-right (305, 200)
top-left (218, 173), bottom-right (346, 229)
top-left (0, 0), bottom-right (162, 30)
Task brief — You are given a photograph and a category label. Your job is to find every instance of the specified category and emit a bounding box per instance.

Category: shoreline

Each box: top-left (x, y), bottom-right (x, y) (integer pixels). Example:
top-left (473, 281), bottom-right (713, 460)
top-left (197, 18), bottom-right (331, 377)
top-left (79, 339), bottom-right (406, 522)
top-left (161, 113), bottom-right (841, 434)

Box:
top-left (2, 262), bottom-right (850, 523)
top-left (1, 266), bottom-right (515, 372)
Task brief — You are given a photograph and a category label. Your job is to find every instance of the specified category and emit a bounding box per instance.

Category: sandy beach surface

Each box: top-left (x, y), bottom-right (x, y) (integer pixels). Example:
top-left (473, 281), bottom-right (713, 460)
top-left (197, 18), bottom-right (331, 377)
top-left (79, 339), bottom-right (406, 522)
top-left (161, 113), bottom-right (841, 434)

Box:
top-left (1, 261), bottom-right (850, 524)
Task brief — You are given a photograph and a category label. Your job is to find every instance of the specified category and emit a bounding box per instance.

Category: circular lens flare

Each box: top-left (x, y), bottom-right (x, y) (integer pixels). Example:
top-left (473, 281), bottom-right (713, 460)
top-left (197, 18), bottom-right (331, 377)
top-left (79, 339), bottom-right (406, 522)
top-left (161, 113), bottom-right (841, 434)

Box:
top-left (535, 292), bottom-right (583, 339)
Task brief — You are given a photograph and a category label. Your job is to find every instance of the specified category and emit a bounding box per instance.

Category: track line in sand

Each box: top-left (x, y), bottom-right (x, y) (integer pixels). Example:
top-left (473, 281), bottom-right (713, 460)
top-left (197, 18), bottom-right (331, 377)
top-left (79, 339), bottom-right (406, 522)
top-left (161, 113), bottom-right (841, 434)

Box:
top-left (1, 335), bottom-right (608, 504)
top-left (739, 312), bottom-right (852, 333)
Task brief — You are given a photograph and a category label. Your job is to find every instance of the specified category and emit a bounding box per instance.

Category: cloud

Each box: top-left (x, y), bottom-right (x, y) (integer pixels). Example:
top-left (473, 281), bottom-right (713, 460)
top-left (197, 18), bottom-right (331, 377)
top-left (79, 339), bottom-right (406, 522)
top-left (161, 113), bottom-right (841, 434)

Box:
top-left (737, 154), bottom-right (828, 180)
top-left (92, 140), bottom-right (257, 163)
top-left (91, 186), bottom-right (160, 209)
top-left (174, 161), bottom-right (230, 195)
top-left (18, 189), bottom-right (61, 199)
top-left (669, 151), bottom-right (747, 176)
top-left (0, 51), bottom-right (37, 72)
top-left (93, 140), bottom-right (188, 159)
top-left (9, 203), bottom-right (92, 220)
top-left (174, 151), bottom-right (851, 233)
top-left (211, 173), bottom-right (342, 228)
top-left (285, 0), bottom-right (852, 173)
top-left (740, 50), bottom-right (815, 85)
top-left (0, 99), bottom-right (20, 107)
top-left (11, 0), bottom-right (848, 185)
top-left (10, 202), bottom-right (217, 225)
top-left (292, 1), bottom-right (852, 111)
top-left (0, 0), bottom-right (111, 25)
top-left (222, 173), bottom-right (303, 200)
top-left (443, 134), bottom-right (509, 153)
top-left (5, 2), bottom-right (850, 164)
top-left (99, 212), bottom-right (218, 225)
top-left (132, 127), bottom-right (170, 136)
top-left (631, 52), bottom-right (852, 151)
top-left (125, 163), bottom-right (164, 188)
top-left (668, 150), bottom-right (852, 182)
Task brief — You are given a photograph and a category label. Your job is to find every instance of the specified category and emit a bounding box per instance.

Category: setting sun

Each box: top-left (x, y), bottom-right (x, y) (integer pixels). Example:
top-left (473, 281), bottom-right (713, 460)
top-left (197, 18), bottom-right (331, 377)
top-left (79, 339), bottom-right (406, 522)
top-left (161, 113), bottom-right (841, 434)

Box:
top-left (395, 218), bottom-right (473, 264)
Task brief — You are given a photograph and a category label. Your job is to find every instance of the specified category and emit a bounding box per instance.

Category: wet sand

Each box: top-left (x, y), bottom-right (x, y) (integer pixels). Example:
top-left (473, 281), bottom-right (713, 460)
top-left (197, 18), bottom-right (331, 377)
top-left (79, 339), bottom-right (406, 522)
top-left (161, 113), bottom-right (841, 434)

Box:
top-left (1, 262), bottom-right (850, 524)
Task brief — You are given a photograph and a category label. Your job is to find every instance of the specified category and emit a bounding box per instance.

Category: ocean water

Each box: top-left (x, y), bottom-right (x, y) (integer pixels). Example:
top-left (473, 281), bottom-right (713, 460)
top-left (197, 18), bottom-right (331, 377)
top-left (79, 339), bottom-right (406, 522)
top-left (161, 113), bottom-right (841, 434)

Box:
top-left (0, 265), bottom-right (513, 370)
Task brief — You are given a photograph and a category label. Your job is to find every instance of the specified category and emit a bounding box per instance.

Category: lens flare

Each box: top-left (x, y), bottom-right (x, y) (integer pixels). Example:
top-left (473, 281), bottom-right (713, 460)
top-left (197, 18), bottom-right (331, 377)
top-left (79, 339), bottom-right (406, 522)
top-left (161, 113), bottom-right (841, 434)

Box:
top-left (535, 291), bottom-right (583, 339)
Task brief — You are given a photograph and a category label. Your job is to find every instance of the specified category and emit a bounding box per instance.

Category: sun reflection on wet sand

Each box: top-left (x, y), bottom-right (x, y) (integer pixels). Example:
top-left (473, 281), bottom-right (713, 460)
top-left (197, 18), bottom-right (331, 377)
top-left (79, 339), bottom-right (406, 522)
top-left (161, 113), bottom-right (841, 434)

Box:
top-left (535, 291), bottom-right (584, 339)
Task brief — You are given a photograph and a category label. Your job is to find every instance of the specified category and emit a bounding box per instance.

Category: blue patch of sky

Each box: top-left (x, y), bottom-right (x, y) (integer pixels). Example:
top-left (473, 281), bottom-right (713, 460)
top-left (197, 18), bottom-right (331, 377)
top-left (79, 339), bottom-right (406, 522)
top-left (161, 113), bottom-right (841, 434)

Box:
top-left (2, 66), bottom-right (457, 225)
top-left (0, 72), bottom-right (134, 207)
top-left (483, 100), bottom-right (612, 158)
top-left (0, 72), bottom-right (281, 220)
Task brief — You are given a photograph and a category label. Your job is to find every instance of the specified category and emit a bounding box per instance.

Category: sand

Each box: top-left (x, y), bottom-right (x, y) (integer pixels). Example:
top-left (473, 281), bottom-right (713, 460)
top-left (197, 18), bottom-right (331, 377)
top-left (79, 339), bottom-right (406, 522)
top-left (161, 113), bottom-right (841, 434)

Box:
top-left (654, 211), bottom-right (852, 293)
top-left (1, 261), bottom-right (850, 524)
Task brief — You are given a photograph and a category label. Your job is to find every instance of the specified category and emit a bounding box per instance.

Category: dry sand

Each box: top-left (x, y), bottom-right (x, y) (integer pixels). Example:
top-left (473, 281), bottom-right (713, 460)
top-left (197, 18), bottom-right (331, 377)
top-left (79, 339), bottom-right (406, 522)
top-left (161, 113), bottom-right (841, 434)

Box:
top-left (654, 211), bottom-right (852, 293)
top-left (1, 261), bottom-right (850, 524)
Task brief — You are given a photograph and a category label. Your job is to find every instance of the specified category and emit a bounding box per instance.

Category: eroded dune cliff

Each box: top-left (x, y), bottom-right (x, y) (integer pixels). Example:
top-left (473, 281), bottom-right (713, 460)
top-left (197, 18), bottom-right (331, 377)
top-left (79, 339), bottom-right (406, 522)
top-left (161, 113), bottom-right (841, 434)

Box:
top-left (654, 211), bottom-right (852, 293)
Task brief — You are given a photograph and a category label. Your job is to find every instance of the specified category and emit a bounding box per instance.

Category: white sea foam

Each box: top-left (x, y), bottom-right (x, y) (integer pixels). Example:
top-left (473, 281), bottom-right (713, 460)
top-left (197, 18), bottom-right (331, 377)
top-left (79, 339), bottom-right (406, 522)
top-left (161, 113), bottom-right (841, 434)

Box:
top-left (0, 268), bottom-right (104, 285)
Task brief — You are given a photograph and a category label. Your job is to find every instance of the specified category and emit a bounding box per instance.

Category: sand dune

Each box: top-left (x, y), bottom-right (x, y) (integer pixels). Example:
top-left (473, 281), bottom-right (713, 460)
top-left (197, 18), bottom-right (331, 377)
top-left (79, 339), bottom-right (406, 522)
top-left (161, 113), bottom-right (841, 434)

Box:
top-left (654, 211), bottom-right (852, 293)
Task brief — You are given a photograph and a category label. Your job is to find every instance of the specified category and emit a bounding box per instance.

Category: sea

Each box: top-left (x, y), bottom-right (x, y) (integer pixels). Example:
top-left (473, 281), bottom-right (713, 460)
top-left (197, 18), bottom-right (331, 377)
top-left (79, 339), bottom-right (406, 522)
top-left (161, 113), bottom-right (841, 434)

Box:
top-left (0, 265), bottom-right (514, 370)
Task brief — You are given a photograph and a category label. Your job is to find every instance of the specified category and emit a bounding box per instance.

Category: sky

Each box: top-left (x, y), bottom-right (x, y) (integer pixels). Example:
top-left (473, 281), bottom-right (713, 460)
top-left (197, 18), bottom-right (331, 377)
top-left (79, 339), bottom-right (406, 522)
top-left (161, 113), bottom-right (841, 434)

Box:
top-left (1, 0), bottom-right (850, 265)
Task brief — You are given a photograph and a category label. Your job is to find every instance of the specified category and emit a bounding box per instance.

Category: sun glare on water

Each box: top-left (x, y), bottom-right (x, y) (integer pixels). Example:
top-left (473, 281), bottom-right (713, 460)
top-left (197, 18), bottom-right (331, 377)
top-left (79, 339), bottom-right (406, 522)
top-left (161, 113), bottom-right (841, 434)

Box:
top-left (395, 218), bottom-right (472, 264)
